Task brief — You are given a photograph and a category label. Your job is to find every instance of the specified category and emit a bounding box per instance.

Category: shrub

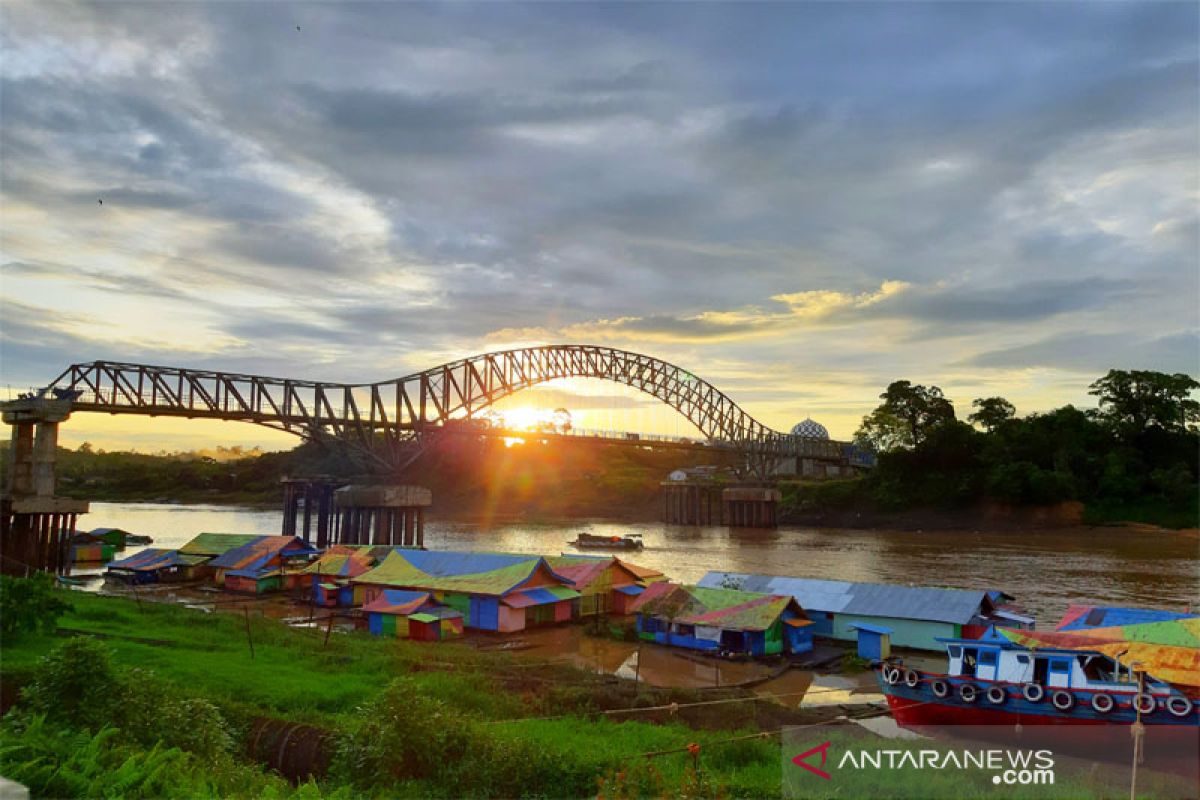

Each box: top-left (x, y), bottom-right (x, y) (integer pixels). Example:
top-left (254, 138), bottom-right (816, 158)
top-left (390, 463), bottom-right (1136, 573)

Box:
top-left (0, 573), bottom-right (72, 638)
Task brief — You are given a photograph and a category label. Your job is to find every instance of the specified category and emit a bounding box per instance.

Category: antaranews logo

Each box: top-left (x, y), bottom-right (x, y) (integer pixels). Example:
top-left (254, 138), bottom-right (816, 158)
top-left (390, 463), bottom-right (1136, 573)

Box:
top-left (786, 739), bottom-right (1056, 796)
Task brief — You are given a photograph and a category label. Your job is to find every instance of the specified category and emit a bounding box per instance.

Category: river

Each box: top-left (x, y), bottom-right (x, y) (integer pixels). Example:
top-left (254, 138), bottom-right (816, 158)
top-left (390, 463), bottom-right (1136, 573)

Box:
top-left (79, 502), bottom-right (1199, 622)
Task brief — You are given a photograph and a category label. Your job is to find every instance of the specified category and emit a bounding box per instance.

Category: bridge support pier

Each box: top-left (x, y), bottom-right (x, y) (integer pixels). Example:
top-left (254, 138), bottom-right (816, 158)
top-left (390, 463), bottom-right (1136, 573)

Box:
top-left (332, 485), bottom-right (431, 548)
top-left (1, 398), bottom-right (89, 575)
top-left (722, 486), bottom-right (781, 528)
top-left (281, 477), bottom-right (343, 548)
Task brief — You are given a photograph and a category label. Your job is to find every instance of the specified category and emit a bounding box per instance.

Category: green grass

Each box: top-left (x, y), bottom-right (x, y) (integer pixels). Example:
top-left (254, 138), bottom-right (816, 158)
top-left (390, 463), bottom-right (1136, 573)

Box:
top-left (6, 590), bottom-right (1177, 799)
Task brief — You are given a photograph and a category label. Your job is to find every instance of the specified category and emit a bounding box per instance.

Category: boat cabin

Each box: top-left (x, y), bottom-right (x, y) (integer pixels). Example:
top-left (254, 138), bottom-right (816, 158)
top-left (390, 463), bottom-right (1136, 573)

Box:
top-left (942, 636), bottom-right (1170, 694)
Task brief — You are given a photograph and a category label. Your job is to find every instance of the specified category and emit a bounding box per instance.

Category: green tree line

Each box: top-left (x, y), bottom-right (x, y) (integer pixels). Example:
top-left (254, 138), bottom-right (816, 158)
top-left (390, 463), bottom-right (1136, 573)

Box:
top-left (850, 369), bottom-right (1199, 527)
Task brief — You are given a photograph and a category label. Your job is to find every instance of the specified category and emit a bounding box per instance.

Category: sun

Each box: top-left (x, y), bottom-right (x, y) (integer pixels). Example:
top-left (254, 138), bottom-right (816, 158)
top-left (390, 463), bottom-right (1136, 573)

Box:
top-left (499, 406), bottom-right (545, 431)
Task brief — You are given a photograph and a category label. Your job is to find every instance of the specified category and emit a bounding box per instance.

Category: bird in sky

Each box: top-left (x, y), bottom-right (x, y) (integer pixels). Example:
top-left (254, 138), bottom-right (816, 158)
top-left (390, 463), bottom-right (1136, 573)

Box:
top-left (98, 199), bottom-right (103, 205)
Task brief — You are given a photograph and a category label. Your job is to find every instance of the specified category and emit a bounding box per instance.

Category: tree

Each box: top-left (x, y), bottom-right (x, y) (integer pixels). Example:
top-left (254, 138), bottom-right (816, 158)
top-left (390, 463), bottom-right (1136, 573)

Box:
top-left (855, 380), bottom-right (957, 451)
top-left (968, 397), bottom-right (1016, 432)
top-left (1088, 370), bottom-right (1200, 436)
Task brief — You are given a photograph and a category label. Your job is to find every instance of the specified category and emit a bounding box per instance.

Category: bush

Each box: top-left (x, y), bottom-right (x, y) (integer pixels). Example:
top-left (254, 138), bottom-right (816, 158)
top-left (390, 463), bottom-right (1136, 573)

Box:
top-left (0, 573), bottom-right (72, 638)
top-left (20, 637), bottom-right (230, 760)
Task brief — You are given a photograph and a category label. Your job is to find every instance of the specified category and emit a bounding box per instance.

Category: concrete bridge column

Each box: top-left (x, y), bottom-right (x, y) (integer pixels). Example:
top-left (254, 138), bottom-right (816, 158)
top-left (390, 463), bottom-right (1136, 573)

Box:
top-left (1, 397), bottom-right (88, 575)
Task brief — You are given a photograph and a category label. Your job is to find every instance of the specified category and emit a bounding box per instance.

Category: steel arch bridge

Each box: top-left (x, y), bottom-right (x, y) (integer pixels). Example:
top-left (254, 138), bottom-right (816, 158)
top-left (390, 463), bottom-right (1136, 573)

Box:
top-left (37, 344), bottom-right (851, 469)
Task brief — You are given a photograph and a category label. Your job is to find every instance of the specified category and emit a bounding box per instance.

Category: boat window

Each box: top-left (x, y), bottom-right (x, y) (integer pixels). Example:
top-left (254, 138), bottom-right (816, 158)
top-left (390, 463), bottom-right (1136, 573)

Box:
top-left (978, 650), bottom-right (997, 666)
top-left (1049, 658), bottom-right (1070, 673)
top-left (1016, 655), bottom-right (1030, 664)
top-left (1079, 655), bottom-right (1115, 683)
top-left (961, 648), bottom-right (978, 677)
top-left (948, 646), bottom-right (962, 659)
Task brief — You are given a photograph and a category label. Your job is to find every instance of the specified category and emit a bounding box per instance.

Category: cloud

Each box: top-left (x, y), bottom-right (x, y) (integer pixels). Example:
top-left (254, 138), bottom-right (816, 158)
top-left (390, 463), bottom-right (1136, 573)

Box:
top-left (0, 2), bottom-right (1196, 448)
top-left (967, 331), bottom-right (1200, 374)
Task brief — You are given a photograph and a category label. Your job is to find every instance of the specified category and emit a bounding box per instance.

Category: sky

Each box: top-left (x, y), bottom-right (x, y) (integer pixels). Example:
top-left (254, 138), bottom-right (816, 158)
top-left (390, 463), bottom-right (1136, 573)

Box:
top-left (1, 2), bottom-right (1197, 452)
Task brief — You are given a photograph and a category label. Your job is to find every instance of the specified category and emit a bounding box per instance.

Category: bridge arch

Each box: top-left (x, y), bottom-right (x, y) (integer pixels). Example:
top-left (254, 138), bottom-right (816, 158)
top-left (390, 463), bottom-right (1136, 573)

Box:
top-left (41, 344), bottom-right (847, 466)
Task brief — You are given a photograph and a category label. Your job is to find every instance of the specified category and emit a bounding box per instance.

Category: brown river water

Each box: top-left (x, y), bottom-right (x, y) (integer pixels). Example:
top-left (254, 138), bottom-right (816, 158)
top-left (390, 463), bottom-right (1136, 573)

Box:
top-left (77, 502), bottom-right (1199, 623)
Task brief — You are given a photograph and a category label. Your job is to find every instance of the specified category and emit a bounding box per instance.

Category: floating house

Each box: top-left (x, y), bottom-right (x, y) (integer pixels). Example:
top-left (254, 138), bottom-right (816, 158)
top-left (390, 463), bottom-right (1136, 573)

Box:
top-left (179, 532), bottom-right (263, 558)
top-left (69, 539), bottom-right (116, 564)
top-left (546, 556), bottom-right (649, 616)
top-left (362, 589), bottom-right (433, 637)
top-left (698, 572), bottom-right (1032, 651)
top-left (630, 583), bottom-right (813, 656)
top-left (353, 550), bottom-right (580, 632)
top-left (85, 528), bottom-right (134, 550)
top-left (303, 547), bottom-right (377, 606)
top-left (207, 535), bottom-right (317, 591)
top-left (105, 548), bottom-right (209, 584)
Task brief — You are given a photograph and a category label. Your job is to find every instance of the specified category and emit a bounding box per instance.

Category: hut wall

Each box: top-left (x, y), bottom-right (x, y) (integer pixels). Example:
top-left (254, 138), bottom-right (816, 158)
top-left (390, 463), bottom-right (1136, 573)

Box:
top-left (442, 593), bottom-right (472, 625)
top-left (786, 625), bottom-right (814, 654)
top-left (831, 615), bottom-right (956, 650)
top-left (553, 599), bottom-right (573, 623)
top-left (226, 574), bottom-right (258, 594)
top-left (469, 597), bottom-right (500, 631)
top-left (497, 605), bottom-right (525, 632)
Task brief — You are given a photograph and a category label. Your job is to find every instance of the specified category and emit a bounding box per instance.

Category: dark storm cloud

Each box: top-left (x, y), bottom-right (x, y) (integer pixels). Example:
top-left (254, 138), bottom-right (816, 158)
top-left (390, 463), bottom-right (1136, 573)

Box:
top-left (0, 0), bottom-right (1196, 406)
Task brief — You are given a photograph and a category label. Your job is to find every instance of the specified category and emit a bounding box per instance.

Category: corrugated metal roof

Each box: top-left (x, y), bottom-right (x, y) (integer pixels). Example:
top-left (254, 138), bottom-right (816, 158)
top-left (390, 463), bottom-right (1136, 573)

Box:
top-left (698, 572), bottom-right (994, 625)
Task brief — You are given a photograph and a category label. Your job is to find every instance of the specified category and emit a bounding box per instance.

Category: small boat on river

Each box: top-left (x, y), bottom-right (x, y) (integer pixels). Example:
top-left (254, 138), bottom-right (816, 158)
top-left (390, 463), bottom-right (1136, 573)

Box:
top-left (569, 532), bottom-right (644, 551)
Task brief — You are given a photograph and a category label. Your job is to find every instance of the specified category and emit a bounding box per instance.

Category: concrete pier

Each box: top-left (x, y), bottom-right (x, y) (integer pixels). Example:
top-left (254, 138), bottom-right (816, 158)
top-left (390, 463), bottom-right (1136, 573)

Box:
top-left (281, 476), bottom-right (342, 548)
top-left (333, 484), bottom-right (431, 548)
top-left (1, 397), bottom-right (89, 575)
top-left (722, 486), bottom-right (781, 528)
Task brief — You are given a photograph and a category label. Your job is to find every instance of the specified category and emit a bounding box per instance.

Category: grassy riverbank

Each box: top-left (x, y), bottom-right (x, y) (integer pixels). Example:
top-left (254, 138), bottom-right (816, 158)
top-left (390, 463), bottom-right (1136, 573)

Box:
top-left (2, 585), bottom-right (1190, 798)
top-left (0, 587), bottom-right (794, 798)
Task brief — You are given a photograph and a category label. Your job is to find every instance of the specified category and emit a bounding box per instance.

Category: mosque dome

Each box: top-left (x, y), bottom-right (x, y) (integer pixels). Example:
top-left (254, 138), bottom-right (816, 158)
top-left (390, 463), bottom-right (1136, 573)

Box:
top-left (790, 418), bottom-right (829, 439)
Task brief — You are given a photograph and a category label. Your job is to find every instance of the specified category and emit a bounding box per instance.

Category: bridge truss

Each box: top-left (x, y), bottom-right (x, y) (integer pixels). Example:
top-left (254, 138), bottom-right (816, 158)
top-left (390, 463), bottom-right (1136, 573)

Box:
top-left (41, 345), bottom-right (852, 471)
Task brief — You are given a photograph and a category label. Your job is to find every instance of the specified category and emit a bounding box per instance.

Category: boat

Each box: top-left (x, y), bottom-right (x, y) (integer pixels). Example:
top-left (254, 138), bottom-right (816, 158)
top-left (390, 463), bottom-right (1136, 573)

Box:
top-left (874, 632), bottom-right (1198, 728)
top-left (569, 532), bottom-right (644, 550)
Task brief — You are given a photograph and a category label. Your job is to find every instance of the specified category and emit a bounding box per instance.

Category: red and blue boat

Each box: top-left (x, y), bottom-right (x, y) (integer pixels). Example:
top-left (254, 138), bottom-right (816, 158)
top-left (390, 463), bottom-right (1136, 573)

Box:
top-left (874, 614), bottom-right (1200, 728)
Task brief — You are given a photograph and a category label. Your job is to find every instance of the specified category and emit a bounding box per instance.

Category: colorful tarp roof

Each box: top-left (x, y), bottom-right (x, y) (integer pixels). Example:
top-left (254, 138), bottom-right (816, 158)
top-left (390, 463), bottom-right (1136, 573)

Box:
top-left (698, 572), bottom-right (1001, 625)
top-left (354, 551), bottom-right (573, 596)
top-left (548, 556), bottom-right (639, 590)
top-left (301, 550), bottom-right (374, 578)
top-left (632, 584), bottom-right (807, 632)
top-left (1055, 605), bottom-right (1197, 632)
top-left (1001, 617), bottom-right (1200, 687)
top-left (209, 536), bottom-right (311, 572)
top-left (108, 548), bottom-right (208, 571)
top-left (179, 533), bottom-right (262, 557)
top-left (501, 586), bottom-right (580, 608)
top-left (362, 589), bottom-right (431, 616)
